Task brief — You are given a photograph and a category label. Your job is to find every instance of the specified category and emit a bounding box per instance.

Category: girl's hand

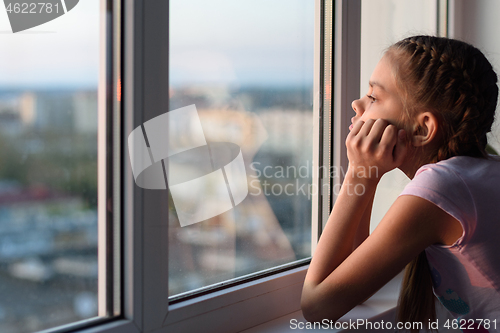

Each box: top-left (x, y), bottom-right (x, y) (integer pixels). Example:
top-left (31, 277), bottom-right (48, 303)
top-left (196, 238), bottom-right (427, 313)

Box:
top-left (346, 118), bottom-right (407, 182)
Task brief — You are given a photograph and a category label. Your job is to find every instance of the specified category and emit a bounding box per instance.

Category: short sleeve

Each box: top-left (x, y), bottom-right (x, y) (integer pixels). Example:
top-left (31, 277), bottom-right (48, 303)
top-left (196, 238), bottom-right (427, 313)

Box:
top-left (399, 162), bottom-right (477, 246)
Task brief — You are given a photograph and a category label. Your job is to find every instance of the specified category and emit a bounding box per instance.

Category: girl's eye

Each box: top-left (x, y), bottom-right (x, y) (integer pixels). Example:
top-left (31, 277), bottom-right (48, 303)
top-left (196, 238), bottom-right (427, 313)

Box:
top-left (366, 94), bottom-right (376, 103)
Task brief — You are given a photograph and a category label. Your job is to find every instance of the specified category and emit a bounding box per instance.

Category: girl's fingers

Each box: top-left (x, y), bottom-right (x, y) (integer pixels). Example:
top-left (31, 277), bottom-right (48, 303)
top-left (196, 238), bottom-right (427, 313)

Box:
top-left (358, 118), bottom-right (376, 137)
top-left (379, 123), bottom-right (397, 148)
top-left (346, 117), bottom-right (407, 177)
top-left (370, 119), bottom-right (391, 142)
top-left (347, 120), bottom-right (365, 138)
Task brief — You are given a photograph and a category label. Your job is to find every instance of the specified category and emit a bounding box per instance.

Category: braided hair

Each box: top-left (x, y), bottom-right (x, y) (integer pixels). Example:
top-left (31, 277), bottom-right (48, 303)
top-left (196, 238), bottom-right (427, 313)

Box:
top-left (387, 35), bottom-right (498, 162)
top-left (386, 36), bottom-right (498, 330)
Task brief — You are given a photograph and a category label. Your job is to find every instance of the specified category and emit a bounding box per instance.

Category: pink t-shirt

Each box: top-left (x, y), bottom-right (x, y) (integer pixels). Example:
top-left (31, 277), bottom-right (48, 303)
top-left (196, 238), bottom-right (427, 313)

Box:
top-left (400, 156), bottom-right (500, 331)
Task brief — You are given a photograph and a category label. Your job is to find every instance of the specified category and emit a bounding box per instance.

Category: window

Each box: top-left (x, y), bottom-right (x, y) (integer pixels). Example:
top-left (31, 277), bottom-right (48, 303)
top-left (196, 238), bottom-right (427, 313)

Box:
top-left (0, 0), bottom-right (113, 332)
top-left (166, 0), bottom-right (315, 298)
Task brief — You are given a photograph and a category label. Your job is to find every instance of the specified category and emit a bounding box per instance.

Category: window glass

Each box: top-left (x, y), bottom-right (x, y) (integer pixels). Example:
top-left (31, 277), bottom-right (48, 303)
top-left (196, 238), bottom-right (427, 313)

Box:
top-left (0, 0), bottom-right (100, 331)
top-left (168, 0), bottom-right (314, 296)
top-left (360, 0), bottom-right (437, 230)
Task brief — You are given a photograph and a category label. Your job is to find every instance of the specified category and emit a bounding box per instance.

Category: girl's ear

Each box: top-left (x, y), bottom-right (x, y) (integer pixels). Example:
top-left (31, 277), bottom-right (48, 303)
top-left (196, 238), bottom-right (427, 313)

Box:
top-left (411, 111), bottom-right (440, 147)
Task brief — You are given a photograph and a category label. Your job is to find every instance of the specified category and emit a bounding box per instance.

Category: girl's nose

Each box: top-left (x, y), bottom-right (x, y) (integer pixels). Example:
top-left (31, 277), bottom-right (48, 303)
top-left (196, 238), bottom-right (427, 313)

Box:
top-left (351, 98), bottom-right (364, 116)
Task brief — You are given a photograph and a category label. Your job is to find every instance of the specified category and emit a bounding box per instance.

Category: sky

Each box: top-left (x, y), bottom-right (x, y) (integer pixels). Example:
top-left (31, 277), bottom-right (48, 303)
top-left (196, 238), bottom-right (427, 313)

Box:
top-left (0, 0), bottom-right (314, 89)
top-left (169, 0), bottom-right (315, 87)
top-left (0, 0), bottom-right (100, 89)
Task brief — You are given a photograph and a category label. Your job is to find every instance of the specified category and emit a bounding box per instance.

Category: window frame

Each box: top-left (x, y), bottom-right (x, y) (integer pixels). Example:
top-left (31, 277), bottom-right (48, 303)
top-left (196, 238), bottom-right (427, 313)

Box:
top-left (98, 0), bottom-right (122, 321)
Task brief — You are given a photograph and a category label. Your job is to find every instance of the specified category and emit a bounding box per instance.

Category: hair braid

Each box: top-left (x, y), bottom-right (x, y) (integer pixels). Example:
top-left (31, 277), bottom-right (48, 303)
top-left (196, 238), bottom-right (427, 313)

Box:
top-left (386, 36), bottom-right (498, 330)
top-left (389, 36), bottom-right (498, 163)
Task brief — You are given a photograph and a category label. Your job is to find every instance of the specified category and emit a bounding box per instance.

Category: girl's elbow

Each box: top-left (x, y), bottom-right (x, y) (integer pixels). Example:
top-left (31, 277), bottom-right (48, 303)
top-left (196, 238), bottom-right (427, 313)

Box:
top-left (302, 307), bottom-right (333, 324)
top-left (301, 285), bottom-right (342, 323)
top-left (301, 284), bottom-right (320, 322)
top-left (301, 296), bottom-right (322, 323)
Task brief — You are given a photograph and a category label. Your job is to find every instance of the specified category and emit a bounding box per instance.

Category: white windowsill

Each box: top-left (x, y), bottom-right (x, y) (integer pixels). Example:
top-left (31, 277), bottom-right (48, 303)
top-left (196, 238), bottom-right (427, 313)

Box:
top-left (241, 272), bottom-right (403, 333)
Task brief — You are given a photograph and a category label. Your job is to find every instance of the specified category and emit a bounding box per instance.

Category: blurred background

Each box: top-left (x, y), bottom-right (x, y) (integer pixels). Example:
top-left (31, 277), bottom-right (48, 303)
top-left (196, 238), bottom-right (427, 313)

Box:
top-left (0, 0), bottom-right (99, 331)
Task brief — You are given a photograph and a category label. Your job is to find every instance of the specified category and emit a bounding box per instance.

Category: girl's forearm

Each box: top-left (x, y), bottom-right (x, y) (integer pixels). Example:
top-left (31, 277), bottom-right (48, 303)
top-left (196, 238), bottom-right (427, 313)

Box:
top-left (353, 195), bottom-right (374, 251)
top-left (305, 171), bottom-right (378, 285)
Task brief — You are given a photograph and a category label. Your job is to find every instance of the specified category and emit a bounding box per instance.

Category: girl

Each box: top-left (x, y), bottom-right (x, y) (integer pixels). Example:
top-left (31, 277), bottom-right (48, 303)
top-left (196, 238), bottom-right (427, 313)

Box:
top-left (301, 35), bottom-right (500, 331)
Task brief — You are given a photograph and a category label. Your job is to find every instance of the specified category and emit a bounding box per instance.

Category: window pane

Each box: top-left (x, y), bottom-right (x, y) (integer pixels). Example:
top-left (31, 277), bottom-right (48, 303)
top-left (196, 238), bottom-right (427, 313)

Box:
top-left (168, 0), bottom-right (314, 296)
top-left (0, 1), bottom-right (100, 331)
top-left (360, 0), bottom-right (437, 229)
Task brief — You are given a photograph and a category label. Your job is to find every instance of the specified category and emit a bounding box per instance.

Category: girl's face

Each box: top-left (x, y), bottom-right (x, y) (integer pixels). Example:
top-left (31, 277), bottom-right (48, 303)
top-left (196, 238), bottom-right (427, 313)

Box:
top-left (351, 55), bottom-right (405, 130)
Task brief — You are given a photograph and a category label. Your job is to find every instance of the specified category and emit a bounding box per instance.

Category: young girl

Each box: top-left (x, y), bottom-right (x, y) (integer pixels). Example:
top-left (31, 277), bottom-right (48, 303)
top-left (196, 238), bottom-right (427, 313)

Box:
top-left (301, 35), bottom-right (500, 331)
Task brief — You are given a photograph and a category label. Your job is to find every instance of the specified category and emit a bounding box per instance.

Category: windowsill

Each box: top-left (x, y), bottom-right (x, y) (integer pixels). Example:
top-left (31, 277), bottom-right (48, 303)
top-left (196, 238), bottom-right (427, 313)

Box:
top-left (241, 272), bottom-right (403, 333)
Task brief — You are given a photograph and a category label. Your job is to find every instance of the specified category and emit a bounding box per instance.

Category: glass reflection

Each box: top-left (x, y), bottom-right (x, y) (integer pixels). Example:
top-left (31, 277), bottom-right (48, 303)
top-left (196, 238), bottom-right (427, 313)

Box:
top-left (169, 0), bottom-right (314, 295)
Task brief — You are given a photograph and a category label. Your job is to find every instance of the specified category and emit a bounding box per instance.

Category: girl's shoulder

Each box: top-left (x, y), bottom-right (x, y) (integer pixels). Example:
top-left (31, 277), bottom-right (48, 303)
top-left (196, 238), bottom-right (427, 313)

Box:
top-left (415, 155), bottom-right (500, 180)
top-left (404, 155), bottom-right (500, 247)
